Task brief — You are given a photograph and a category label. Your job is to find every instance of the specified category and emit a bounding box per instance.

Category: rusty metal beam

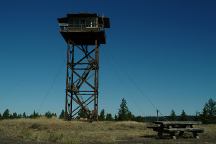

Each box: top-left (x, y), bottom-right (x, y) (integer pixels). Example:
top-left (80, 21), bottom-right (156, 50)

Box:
top-left (65, 41), bottom-right (99, 120)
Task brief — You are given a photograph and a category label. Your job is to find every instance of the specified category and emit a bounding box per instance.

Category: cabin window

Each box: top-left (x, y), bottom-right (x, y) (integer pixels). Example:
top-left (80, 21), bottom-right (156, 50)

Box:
top-left (71, 18), bottom-right (80, 27)
top-left (81, 19), bottom-right (85, 27)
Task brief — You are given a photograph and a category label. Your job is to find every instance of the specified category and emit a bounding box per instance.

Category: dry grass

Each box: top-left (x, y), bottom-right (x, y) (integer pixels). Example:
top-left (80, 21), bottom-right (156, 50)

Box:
top-left (0, 118), bottom-right (215, 144)
top-left (0, 118), bottom-right (151, 144)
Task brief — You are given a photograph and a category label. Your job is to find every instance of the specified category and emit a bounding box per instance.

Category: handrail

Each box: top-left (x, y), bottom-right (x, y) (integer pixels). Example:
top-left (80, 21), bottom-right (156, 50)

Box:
top-left (59, 25), bottom-right (104, 32)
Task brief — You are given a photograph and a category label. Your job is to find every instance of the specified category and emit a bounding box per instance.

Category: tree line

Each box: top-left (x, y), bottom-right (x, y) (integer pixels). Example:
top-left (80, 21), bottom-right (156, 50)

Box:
top-left (95, 98), bottom-right (216, 124)
top-left (0, 110), bottom-right (57, 120)
top-left (167, 98), bottom-right (216, 124)
top-left (63, 98), bottom-right (216, 124)
top-left (0, 98), bottom-right (216, 124)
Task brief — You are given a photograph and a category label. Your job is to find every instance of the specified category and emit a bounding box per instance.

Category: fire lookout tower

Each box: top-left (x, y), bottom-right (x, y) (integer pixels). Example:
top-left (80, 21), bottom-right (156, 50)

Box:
top-left (58, 13), bottom-right (110, 120)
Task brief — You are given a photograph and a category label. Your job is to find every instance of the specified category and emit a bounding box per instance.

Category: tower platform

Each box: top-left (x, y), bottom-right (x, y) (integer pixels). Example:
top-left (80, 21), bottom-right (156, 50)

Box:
top-left (58, 13), bottom-right (110, 45)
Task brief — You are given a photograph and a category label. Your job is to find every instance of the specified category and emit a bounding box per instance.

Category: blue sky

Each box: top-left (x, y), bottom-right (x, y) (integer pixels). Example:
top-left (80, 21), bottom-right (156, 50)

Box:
top-left (0, 0), bottom-right (216, 116)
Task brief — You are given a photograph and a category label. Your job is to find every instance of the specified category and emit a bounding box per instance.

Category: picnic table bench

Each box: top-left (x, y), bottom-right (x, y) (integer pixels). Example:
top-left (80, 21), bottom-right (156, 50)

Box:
top-left (148, 121), bottom-right (204, 139)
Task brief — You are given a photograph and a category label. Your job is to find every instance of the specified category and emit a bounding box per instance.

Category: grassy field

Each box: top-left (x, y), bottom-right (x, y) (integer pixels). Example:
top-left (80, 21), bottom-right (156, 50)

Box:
top-left (0, 118), bottom-right (215, 144)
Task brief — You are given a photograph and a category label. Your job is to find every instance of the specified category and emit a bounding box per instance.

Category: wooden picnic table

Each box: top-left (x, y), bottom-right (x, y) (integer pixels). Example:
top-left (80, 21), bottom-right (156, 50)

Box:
top-left (148, 121), bottom-right (204, 139)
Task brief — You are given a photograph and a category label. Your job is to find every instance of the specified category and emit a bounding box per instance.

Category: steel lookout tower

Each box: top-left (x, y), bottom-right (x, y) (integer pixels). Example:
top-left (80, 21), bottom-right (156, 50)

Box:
top-left (58, 13), bottom-right (110, 120)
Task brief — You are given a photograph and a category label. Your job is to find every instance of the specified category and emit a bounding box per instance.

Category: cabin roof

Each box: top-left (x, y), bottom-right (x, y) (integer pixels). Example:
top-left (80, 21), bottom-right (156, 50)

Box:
top-left (58, 13), bottom-right (98, 23)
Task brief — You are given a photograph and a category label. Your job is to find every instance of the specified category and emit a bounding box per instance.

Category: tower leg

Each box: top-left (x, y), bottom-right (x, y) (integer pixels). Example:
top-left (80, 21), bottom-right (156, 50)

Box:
top-left (65, 41), bottom-right (99, 121)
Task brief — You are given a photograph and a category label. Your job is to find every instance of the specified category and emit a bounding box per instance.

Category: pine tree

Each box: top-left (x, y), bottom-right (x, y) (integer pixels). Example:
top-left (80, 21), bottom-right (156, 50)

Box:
top-left (12, 112), bottom-right (18, 119)
top-left (99, 109), bottom-right (105, 121)
top-left (169, 109), bottom-right (176, 121)
top-left (106, 113), bottom-right (113, 121)
top-left (204, 98), bottom-right (216, 117)
top-left (45, 111), bottom-right (52, 118)
top-left (200, 98), bottom-right (216, 123)
top-left (23, 112), bottom-right (27, 118)
top-left (17, 114), bottom-right (22, 118)
top-left (3, 109), bottom-right (10, 119)
top-left (59, 110), bottom-right (65, 119)
top-left (117, 98), bottom-right (132, 121)
top-left (179, 110), bottom-right (187, 121)
top-left (53, 113), bottom-right (57, 117)
top-left (30, 110), bottom-right (39, 118)
top-left (114, 115), bottom-right (118, 121)
top-left (200, 107), bottom-right (208, 123)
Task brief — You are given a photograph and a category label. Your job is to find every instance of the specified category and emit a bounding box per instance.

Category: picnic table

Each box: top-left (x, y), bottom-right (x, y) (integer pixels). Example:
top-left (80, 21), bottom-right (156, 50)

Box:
top-left (148, 121), bottom-right (204, 139)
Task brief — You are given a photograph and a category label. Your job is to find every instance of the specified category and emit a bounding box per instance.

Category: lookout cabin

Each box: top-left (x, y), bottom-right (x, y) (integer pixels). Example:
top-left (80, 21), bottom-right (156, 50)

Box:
top-left (58, 13), bottom-right (110, 45)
